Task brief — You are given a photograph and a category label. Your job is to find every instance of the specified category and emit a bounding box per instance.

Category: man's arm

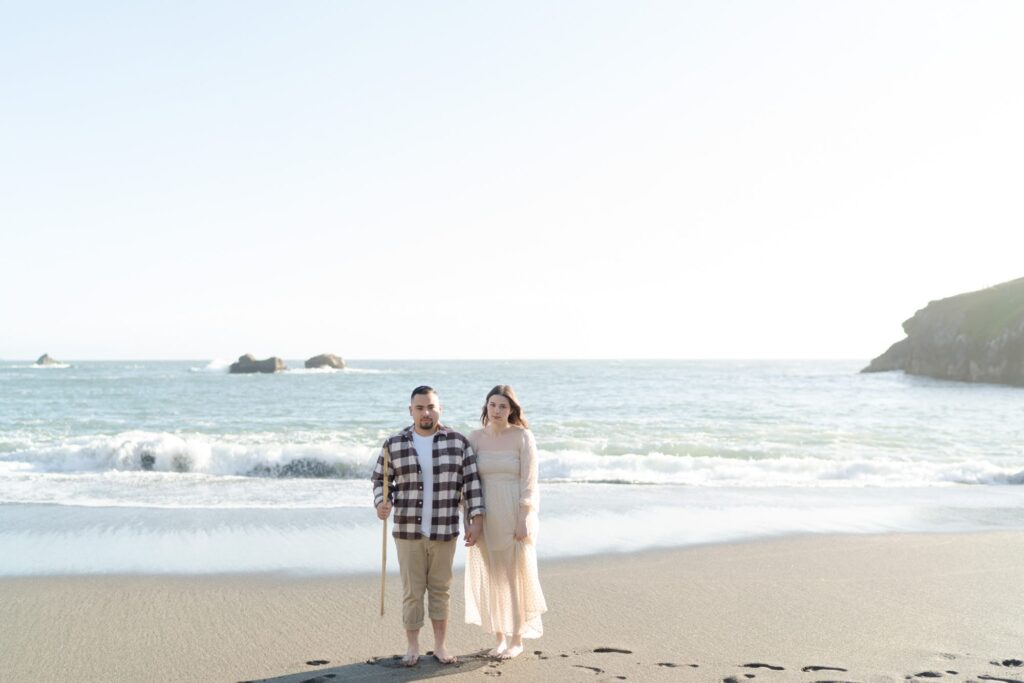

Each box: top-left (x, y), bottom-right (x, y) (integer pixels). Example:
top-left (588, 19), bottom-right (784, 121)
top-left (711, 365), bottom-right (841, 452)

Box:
top-left (370, 442), bottom-right (393, 520)
top-left (461, 441), bottom-right (485, 545)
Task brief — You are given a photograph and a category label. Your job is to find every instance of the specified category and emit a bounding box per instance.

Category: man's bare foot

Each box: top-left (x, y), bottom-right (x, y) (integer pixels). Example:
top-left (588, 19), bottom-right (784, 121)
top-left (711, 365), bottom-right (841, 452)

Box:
top-left (402, 645), bottom-right (419, 667)
top-left (432, 645), bottom-right (458, 665)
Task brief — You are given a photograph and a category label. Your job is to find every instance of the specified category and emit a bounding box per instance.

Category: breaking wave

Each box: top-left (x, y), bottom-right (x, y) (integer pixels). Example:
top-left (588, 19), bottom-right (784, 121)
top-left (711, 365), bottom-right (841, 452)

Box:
top-left (1, 432), bottom-right (1022, 487)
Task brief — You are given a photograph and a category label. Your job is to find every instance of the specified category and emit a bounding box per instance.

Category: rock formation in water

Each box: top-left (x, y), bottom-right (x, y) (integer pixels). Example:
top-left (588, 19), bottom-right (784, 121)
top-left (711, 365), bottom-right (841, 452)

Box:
top-left (229, 353), bottom-right (286, 374)
top-left (34, 353), bottom-right (62, 366)
top-left (304, 353), bottom-right (345, 369)
top-left (862, 277), bottom-right (1024, 386)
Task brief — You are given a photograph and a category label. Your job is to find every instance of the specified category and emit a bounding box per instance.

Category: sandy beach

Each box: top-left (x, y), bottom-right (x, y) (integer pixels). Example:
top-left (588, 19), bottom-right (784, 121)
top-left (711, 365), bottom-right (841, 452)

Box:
top-left (1, 532), bottom-right (1022, 683)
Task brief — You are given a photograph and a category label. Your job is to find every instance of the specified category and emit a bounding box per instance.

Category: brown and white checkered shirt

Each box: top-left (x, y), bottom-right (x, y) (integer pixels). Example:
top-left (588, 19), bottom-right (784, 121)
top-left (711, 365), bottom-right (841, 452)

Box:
top-left (371, 424), bottom-right (485, 541)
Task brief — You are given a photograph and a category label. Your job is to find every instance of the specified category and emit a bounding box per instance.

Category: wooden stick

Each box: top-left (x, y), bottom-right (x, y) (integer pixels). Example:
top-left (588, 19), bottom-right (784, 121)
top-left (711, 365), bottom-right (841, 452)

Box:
top-left (380, 444), bottom-right (389, 617)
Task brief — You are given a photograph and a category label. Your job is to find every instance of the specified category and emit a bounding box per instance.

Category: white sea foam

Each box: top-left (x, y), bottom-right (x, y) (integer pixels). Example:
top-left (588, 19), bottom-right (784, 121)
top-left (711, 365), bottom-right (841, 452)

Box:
top-left (14, 363), bottom-right (73, 369)
top-left (284, 366), bottom-right (397, 375)
top-left (189, 359), bottom-right (231, 373)
top-left (285, 366), bottom-right (344, 374)
top-left (337, 367), bottom-right (397, 374)
top-left (0, 472), bottom-right (371, 509)
top-left (537, 449), bottom-right (1024, 487)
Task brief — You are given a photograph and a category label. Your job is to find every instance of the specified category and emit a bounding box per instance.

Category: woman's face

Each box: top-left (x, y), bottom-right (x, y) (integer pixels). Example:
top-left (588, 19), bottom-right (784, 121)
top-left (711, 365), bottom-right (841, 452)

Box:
top-left (486, 395), bottom-right (512, 425)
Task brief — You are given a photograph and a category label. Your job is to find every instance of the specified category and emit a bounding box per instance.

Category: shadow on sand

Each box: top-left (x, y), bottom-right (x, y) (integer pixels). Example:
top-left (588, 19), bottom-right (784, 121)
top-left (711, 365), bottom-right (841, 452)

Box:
top-left (242, 651), bottom-right (495, 683)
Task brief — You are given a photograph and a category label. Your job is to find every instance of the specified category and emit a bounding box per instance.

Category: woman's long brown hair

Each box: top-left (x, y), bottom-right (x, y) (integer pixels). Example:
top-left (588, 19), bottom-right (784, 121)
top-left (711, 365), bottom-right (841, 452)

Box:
top-left (480, 385), bottom-right (529, 429)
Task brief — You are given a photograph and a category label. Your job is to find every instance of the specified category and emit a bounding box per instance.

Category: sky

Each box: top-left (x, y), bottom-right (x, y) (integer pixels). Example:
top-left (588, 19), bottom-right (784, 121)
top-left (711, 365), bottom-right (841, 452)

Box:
top-left (2, 1), bottom-right (1023, 360)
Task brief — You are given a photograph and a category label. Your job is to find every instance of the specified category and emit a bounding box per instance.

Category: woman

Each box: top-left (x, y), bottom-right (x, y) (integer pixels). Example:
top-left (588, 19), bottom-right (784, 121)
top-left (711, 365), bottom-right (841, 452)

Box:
top-left (465, 385), bottom-right (547, 659)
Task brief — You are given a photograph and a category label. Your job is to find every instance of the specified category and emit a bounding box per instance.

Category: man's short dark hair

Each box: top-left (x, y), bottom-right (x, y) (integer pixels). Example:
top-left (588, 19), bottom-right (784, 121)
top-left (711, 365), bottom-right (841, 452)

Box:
top-left (411, 385), bottom-right (436, 401)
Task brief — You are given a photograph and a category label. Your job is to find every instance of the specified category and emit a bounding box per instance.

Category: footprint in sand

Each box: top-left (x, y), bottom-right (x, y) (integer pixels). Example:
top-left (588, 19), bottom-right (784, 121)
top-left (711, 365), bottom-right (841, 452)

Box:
top-left (803, 666), bottom-right (849, 673)
top-left (305, 660), bottom-right (330, 666)
top-left (993, 660), bottom-right (1024, 668)
top-left (594, 647), bottom-right (633, 654)
top-left (741, 663), bottom-right (785, 671)
top-left (978, 675), bottom-right (1024, 683)
top-left (912, 673), bottom-right (944, 678)
top-left (573, 665), bottom-right (605, 674)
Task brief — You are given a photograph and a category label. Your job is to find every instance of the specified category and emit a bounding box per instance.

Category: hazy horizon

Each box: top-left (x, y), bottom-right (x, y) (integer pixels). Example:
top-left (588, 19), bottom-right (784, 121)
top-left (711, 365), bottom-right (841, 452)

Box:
top-left (9, 355), bottom-right (874, 362)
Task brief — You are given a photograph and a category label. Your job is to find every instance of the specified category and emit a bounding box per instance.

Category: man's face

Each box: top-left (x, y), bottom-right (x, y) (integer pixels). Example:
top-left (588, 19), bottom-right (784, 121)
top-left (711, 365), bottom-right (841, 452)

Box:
top-left (409, 391), bottom-right (441, 434)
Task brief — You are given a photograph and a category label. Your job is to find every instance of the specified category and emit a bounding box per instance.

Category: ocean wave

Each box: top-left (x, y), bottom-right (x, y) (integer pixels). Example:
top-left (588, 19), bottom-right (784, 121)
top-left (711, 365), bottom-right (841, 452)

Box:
top-left (0, 431), bottom-right (374, 478)
top-left (1, 433), bottom-right (1022, 486)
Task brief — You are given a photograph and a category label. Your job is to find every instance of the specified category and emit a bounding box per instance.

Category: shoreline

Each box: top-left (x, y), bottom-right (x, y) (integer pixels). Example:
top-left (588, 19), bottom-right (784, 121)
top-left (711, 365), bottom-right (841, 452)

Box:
top-left (2, 531), bottom-right (1023, 682)
top-left (0, 525), bottom-right (1016, 581)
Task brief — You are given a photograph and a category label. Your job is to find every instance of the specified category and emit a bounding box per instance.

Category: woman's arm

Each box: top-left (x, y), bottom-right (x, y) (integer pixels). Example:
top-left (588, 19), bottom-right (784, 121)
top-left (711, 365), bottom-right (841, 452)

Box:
top-left (515, 429), bottom-right (538, 539)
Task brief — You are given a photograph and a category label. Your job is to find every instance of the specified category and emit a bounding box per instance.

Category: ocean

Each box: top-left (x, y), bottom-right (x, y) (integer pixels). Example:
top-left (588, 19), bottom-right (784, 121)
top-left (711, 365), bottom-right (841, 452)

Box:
top-left (2, 359), bottom-right (1022, 575)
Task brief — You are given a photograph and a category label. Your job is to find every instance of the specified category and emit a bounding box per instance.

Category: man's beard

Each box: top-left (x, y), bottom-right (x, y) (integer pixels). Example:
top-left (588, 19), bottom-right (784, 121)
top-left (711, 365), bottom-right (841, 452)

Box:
top-left (419, 418), bottom-right (435, 429)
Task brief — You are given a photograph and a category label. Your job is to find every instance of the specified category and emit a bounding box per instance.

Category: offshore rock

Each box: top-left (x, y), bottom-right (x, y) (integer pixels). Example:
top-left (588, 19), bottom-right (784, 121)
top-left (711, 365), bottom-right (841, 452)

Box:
top-left (304, 353), bottom-right (346, 369)
top-left (229, 353), bottom-right (286, 374)
top-left (862, 277), bottom-right (1024, 386)
top-left (35, 353), bottom-right (62, 366)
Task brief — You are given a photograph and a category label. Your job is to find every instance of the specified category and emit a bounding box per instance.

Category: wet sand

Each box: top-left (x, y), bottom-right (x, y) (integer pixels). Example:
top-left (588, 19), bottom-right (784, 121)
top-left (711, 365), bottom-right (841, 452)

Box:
top-left (1, 532), bottom-right (1022, 682)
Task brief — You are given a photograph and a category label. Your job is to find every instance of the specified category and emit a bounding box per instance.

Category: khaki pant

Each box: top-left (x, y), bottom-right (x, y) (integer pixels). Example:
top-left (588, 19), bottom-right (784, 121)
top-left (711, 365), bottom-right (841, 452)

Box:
top-left (395, 537), bottom-right (457, 631)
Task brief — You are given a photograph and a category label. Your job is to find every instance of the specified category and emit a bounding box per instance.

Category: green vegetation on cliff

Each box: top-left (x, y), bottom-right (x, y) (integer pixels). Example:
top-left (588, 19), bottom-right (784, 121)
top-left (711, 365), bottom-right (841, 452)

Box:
top-left (927, 277), bottom-right (1024, 341)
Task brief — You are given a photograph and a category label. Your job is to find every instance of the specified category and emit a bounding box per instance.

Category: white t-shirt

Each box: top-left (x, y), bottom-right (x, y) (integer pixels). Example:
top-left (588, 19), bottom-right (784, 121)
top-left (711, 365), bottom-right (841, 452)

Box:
top-left (412, 431), bottom-right (435, 537)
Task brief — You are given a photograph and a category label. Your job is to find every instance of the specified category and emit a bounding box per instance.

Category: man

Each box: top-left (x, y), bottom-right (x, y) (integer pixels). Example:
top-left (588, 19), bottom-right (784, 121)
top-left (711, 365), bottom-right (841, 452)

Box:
top-left (372, 385), bottom-right (485, 666)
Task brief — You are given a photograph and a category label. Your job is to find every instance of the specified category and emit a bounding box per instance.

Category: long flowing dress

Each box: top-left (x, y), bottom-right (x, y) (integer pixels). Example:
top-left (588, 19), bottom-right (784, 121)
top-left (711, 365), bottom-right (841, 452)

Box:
top-left (465, 426), bottom-right (547, 638)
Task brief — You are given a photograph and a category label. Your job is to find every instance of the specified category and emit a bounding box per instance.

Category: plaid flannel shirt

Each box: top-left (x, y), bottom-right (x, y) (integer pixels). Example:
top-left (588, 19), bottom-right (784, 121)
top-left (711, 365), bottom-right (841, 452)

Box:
top-left (371, 424), bottom-right (485, 541)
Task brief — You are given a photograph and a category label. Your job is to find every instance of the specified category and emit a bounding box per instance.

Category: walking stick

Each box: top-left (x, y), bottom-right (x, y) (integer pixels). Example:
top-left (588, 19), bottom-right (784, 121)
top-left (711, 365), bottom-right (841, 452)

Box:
top-left (380, 444), bottom-right (389, 617)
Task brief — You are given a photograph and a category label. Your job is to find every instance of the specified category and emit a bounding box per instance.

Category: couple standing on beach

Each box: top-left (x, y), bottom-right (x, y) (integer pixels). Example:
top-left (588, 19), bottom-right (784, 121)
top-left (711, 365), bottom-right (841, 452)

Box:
top-left (371, 384), bottom-right (547, 666)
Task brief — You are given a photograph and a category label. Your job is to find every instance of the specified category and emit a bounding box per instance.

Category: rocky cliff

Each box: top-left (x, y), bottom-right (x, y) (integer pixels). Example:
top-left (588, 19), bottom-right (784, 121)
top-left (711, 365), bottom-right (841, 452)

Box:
top-left (862, 277), bottom-right (1024, 386)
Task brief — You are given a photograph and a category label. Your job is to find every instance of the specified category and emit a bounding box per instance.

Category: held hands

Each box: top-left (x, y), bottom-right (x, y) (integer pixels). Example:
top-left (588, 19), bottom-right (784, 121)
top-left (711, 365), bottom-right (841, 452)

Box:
top-left (464, 515), bottom-right (483, 546)
top-left (376, 501), bottom-right (392, 521)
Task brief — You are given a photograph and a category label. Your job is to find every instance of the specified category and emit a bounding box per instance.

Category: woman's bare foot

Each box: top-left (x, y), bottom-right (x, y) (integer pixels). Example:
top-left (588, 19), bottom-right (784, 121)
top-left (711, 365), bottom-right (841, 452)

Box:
top-left (488, 633), bottom-right (507, 658)
top-left (497, 643), bottom-right (524, 660)
top-left (497, 637), bottom-right (524, 660)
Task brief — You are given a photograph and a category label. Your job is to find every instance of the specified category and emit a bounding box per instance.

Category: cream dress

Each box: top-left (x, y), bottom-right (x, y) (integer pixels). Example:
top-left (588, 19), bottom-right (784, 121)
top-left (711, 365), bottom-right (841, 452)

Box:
top-left (465, 426), bottom-right (547, 638)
